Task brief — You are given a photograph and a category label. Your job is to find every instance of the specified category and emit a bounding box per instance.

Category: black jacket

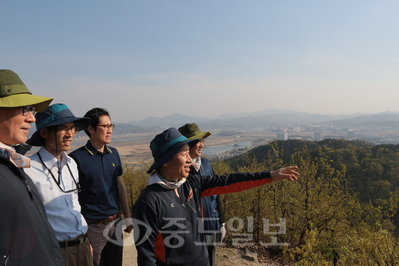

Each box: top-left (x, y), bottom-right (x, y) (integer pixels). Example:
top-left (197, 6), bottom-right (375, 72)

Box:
top-left (132, 171), bottom-right (271, 266)
top-left (0, 156), bottom-right (64, 266)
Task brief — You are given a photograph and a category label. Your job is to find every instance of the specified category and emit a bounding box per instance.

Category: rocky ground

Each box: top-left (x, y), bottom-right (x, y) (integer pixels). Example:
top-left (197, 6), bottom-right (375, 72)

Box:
top-left (122, 232), bottom-right (289, 266)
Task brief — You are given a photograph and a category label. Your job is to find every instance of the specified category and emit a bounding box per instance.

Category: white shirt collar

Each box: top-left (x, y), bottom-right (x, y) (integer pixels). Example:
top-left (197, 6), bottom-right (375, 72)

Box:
top-left (191, 157), bottom-right (202, 172)
top-left (38, 147), bottom-right (70, 169)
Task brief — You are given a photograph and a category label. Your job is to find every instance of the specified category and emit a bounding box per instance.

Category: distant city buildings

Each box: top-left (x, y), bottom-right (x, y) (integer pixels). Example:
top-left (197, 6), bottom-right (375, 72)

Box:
top-left (208, 147), bottom-right (249, 161)
top-left (276, 132), bottom-right (288, 141)
top-left (314, 131), bottom-right (322, 141)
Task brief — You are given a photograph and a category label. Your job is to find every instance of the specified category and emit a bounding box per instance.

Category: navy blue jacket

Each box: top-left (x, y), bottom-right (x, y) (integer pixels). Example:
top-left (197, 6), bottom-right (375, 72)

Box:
top-left (132, 171), bottom-right (272, 266)
top-left (190, 157), bottom-right (225, 232)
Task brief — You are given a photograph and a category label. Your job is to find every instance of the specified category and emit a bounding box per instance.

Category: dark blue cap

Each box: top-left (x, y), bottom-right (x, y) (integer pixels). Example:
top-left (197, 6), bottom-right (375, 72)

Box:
top-left (147, 127), bottom-right (199, 174)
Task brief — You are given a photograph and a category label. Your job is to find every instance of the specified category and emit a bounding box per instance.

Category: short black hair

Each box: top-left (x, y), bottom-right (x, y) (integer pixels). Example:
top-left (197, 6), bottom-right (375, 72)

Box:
top-left (83, 107), bottom-right (110, 137)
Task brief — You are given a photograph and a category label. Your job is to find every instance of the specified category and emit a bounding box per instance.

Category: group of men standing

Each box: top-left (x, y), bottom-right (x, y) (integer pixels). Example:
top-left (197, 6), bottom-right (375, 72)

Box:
top-left (0, 69), bottom-right (132, 266)
top-left (0, 69), bottom-right (226, 266)
top-left (1, 69), bottom-right (299, 266)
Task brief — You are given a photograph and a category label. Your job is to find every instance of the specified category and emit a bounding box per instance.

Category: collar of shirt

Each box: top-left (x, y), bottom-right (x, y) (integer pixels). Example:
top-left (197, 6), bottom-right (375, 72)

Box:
top-left (84, 140), bottom-right (112, 156)
top-left (148, 172), bottom-right (187, 189)
top-left (191, 157), bottom-right (202, 172)
top-left (38, 146), bottom-right (70, 170)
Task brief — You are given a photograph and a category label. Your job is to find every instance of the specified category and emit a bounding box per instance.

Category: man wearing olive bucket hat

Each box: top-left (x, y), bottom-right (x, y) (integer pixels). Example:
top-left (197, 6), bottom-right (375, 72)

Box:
top-left (0, 69), bottom-right (64, 265)
top-left (25, 103), bottom-right (92, 266)
top-left (178, 123), bottom-right (225, 266)
top-left (132, 127), bottom-right (299, 266)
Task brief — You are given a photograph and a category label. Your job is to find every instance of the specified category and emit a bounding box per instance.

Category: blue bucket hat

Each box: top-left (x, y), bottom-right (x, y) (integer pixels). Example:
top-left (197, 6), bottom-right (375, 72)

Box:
top-left (27, 103), bottom-right (90, 146)
top-left (147, 127), bottom-right (199, 174)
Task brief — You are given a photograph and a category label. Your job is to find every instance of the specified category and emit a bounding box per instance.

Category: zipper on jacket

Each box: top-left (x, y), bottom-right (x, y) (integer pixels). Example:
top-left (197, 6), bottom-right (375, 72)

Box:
top-left (3, 255), bottom-right (9, 266)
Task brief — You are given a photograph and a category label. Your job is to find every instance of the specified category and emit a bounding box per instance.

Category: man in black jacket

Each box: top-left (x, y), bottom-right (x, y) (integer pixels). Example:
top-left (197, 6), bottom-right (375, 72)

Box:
top-left (0, 69), bottom-right (64, 265)
top-left (132, 127), bottom-right (299, 266)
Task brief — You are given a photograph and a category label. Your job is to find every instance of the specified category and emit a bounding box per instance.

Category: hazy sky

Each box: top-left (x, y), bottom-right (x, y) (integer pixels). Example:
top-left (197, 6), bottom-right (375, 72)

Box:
top-left (2, 1), bottom-right (399, 123)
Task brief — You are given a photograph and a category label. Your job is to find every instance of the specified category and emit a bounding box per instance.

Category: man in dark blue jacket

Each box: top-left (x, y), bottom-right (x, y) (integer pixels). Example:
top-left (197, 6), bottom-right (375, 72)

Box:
top-left (179, 123), bottom-right (225, 266)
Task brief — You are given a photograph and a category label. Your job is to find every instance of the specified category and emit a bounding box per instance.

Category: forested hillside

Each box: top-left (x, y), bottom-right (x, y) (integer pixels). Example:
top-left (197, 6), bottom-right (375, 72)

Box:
top-left (124, 139), bottom-right (399, 265)
top-left (227, 139), bottom-right (399, 207)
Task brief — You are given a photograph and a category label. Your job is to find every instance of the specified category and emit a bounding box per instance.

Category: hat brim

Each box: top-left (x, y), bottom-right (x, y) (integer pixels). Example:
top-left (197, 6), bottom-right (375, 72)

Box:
top-left (147, 138), bottom-right (200, 174)
top-left (27, 117), bottom-right (90, 146)
top-left (0, 94), bottom-right (53, 112)
top-left (187, 131), bottom-right (211, 140)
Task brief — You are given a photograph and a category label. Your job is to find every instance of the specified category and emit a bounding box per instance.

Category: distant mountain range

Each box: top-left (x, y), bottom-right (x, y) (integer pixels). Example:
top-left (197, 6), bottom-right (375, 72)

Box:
top-left (122, 109), bottom-right (399, 132)
top-left (25, 109), bottom-right (399, 140)
top-left (26, 109), bottom-right (399, 139)
top-left (126, 113), bottom-right (209, 128)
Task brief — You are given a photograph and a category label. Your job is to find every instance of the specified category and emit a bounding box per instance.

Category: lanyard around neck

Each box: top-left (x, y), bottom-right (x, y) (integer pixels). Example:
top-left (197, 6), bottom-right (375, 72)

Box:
top-left (37, 152), bottom-right (81, 193)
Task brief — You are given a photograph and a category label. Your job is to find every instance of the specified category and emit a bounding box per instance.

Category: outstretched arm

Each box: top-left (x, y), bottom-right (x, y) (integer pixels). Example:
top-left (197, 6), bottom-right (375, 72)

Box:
top-left (270, 166), bottom-right (299, 182)
top-left (201, 167), bottom-right (299, 197)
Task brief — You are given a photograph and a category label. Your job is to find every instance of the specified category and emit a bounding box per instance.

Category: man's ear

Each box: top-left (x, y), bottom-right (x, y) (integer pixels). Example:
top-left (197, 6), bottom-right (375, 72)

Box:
top-left (39, 128), bottom-right (49, 139)
top-left (88, 125), bottom-right (95, 134)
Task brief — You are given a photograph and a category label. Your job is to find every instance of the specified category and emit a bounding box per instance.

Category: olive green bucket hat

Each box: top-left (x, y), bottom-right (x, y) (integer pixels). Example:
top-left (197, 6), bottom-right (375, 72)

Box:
top-left (0, 69), bottom-right (53, 112)
top-left (178, 123), bottom-right (211, 140)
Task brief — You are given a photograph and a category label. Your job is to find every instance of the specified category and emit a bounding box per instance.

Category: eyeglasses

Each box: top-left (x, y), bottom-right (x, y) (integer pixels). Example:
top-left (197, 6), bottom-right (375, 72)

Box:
top-left (56, 125), bottom-right (80, 134)
top-left (21, 106), bottom-right (37, 116)
top-left (97, 124), bottom-right (115, 130)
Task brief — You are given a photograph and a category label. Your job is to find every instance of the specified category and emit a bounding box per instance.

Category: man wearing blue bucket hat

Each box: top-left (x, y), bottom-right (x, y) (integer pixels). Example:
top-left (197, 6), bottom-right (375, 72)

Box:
top-left (132, 127), bottom-right (300, 266)
top-left (24, 103), bottom-right (92, 266)
top-left (0, 69), bottom-right (64, 265)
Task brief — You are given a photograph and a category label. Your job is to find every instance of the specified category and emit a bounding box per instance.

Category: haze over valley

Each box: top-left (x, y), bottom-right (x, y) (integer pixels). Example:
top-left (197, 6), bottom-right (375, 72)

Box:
top-left (33, 109), bottom-right (399, 168)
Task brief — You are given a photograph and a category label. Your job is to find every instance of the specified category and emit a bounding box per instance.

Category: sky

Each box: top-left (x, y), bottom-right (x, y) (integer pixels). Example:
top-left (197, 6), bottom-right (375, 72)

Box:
top-left (2, 1), bottom-right (399, 123)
